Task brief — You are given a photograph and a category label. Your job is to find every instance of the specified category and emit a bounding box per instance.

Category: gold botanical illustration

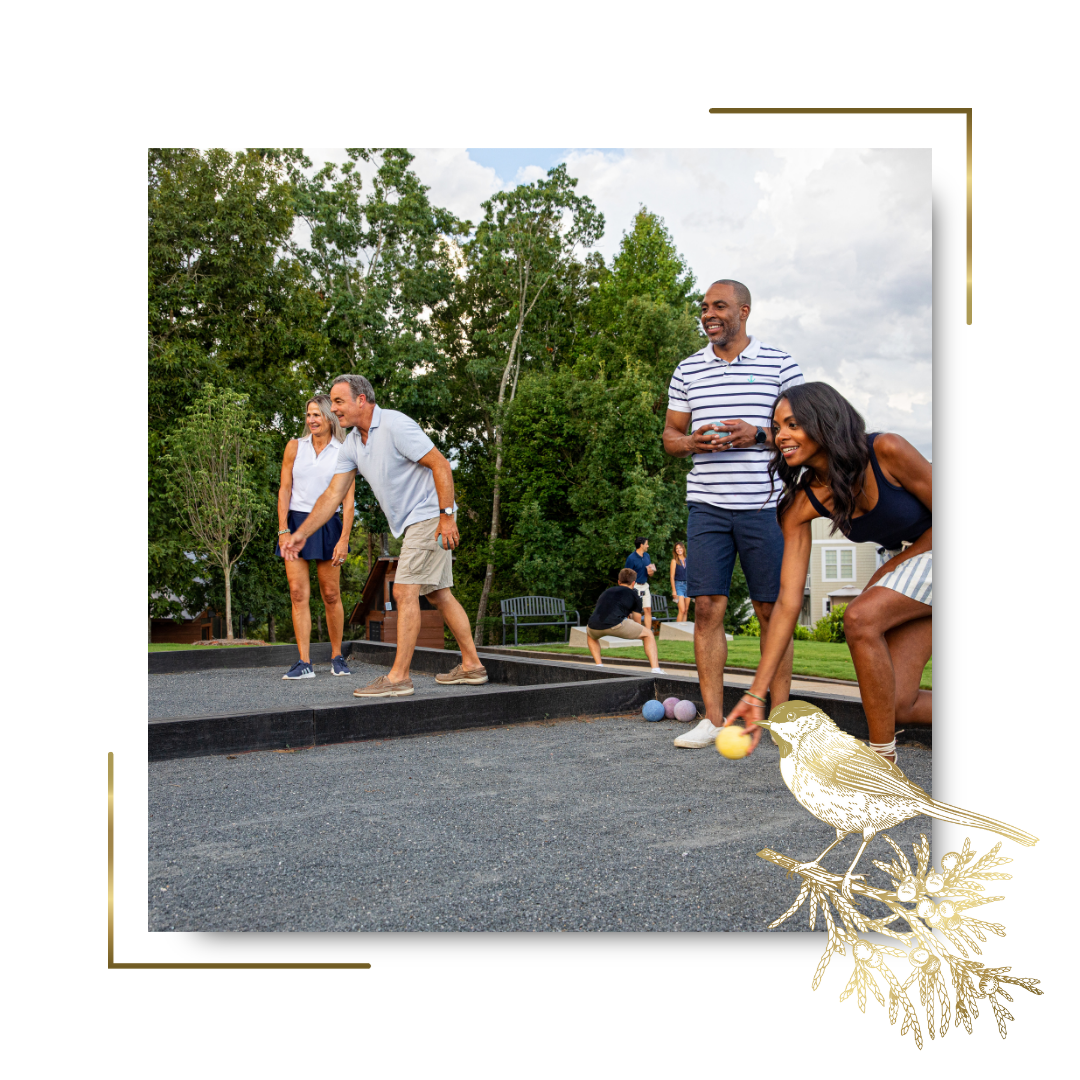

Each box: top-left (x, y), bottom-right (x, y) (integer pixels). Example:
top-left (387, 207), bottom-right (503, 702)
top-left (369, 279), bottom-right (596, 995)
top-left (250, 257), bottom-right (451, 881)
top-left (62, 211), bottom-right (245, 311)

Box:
top-left (755, 701), bottom-right (1042, 1046)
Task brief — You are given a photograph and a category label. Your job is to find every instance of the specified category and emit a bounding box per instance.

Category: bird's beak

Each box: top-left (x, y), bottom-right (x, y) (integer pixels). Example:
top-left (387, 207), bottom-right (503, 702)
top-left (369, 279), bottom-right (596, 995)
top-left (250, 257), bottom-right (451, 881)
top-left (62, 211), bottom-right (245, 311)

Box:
top-left (755, 718), bottom-right (772, 729)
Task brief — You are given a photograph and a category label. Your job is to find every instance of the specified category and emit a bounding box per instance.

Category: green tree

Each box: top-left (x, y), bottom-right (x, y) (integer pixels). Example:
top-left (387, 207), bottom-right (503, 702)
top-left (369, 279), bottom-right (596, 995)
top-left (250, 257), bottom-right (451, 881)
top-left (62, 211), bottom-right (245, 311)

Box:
top-left (282, 148), bottom-right (464, 419)
top-left (148, 148), bottom-right (322, 623)
top-left (165, 385), bottom-right (270, 639)
top-left (455, 206), bottom-right (703, 631)
top-left (443, 165), bottom-right (604, 642)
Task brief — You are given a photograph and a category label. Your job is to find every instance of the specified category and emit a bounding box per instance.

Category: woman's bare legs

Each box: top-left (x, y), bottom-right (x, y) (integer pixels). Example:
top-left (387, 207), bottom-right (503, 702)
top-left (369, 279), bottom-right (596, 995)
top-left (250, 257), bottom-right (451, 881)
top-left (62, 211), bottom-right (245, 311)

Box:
top-left (315, 559), bottom-right (345, 657)
top-left (677, 593), bottom-right (690, 621)
top-left (843, 587), bottom-right (932, 749)
top-left (284, 558), bottom-right (312, 662)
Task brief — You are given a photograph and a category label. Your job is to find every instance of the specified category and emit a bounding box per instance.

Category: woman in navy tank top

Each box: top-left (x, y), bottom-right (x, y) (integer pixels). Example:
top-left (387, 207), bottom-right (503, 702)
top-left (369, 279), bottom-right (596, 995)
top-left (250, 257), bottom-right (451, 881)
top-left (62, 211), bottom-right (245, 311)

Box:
top-left (669, 541), bottom-right (690, 622)
top-left (727, 383), bottom-right (932, 762)
top-left (275, 395), bottom-right (356, 680)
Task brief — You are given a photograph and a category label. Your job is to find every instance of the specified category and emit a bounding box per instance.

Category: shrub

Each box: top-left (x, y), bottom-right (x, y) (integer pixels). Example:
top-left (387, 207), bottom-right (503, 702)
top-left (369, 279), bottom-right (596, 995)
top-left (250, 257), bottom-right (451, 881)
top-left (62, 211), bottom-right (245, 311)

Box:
top-left (813, 602), bottom-right (848, 643)
top-left (793, 623), bottom-right (813, 641)
top-left (739, 615), bottom-right (761, 637)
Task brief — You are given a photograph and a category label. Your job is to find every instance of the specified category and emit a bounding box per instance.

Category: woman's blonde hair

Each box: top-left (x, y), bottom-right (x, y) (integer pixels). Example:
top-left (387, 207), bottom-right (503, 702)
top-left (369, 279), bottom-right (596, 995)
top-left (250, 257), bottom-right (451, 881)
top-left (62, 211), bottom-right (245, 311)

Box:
top-left (303, 395), bottom-right (345, 443)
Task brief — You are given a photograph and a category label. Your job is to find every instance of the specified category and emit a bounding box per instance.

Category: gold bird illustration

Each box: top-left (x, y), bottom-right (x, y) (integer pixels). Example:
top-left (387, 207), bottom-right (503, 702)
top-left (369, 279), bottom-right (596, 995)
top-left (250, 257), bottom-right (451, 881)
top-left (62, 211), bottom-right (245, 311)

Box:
top-left (755, 701), bottom-right (1038, 898)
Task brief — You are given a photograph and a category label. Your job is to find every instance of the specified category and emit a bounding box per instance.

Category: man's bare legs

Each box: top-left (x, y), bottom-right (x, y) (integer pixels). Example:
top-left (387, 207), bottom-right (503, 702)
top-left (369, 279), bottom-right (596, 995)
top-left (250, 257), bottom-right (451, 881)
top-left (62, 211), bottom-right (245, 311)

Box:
top-left (693, 594), bottom-right (729, 722)
top-left (387, 584), bottom-right (484, 683)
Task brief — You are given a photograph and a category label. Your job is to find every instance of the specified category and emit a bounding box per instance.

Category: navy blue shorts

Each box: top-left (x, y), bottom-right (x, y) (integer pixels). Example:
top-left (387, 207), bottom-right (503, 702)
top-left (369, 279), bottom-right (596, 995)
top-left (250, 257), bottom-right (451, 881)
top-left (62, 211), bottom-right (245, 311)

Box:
top-left (685, 503), bottom-right (784, 602)
top-left (275, 509), bottom-right (347, 562)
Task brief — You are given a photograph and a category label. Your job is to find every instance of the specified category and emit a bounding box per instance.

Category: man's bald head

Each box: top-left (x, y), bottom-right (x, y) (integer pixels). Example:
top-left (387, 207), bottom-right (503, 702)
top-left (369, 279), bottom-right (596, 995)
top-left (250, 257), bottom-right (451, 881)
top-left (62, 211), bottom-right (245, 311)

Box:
top-left (709, 279), bottom-right (751, 310)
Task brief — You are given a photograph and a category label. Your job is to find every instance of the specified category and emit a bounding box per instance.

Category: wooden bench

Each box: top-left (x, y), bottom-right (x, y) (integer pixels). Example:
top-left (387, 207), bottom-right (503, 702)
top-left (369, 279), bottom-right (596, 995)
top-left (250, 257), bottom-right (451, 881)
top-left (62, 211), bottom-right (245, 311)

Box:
top-left (500, 596), bottom-right (580, 646)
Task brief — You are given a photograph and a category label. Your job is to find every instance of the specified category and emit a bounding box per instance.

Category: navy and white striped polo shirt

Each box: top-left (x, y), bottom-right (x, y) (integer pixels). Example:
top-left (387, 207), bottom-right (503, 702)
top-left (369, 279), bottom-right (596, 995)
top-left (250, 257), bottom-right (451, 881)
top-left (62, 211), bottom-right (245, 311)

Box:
top-left (667, 336), bottom-right (804, 510)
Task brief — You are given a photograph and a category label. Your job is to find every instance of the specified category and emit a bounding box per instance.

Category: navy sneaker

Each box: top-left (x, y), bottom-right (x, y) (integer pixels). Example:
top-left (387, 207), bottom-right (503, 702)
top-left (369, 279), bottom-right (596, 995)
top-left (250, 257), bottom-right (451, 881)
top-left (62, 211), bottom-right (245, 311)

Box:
top-left (282, 660), bottom-right (315, 680)
top-left (330, 655), bottom-right (351, 677)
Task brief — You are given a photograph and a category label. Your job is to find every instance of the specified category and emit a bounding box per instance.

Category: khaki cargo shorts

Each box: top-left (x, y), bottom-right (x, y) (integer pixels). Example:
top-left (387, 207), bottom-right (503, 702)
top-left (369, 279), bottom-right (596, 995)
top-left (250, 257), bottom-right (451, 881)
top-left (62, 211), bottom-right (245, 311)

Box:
top-left (587, 618), bottom-right (647, 641)
top-left (395, 514), bottom-right (454, 596)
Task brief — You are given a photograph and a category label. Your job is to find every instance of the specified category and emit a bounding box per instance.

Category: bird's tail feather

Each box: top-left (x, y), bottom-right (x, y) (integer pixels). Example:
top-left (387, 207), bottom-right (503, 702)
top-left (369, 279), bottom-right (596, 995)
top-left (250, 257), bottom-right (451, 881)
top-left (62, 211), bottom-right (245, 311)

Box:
top-left (927, 799), bottom-right (1038, 847)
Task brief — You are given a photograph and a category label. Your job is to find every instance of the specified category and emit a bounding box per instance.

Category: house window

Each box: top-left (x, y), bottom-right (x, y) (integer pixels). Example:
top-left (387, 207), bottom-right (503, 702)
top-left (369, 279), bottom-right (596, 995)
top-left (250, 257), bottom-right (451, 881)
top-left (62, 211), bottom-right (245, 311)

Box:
top-left (822, 547), bottom-right (855, 581)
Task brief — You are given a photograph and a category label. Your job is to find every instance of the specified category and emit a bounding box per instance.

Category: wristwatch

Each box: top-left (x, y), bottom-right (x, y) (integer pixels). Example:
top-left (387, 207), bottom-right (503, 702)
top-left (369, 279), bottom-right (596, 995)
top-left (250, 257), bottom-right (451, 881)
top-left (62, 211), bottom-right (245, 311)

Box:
top-left (754, 426), bottom-right (767, 445)
top-left (440, 507), bottom-right (455, 515)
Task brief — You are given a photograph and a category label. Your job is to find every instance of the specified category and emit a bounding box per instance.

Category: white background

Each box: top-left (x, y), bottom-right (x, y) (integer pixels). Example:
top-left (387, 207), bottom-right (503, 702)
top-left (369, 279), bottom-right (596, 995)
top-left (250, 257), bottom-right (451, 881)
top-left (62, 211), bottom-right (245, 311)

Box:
top-left (4, 2), bottom-right (1076, 1077)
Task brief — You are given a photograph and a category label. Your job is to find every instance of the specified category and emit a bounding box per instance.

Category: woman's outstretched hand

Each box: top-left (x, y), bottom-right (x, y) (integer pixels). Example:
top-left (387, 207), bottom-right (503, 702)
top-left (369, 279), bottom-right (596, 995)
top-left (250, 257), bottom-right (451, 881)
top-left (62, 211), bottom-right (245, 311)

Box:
top-left (724, 697), bottom-right (766, 754)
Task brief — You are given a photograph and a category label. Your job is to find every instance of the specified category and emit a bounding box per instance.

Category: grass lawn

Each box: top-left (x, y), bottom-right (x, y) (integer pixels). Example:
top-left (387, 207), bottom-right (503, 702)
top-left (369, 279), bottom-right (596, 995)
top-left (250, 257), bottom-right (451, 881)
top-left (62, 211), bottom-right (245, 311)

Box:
top-left (522, 638), bottom-right (932, 690)
top-left (148, 642), bottom-right (269, 653)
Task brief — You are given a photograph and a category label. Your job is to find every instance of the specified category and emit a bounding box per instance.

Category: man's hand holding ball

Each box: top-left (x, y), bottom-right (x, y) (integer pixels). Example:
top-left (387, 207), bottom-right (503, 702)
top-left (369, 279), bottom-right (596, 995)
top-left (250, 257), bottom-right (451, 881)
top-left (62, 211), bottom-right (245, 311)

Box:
top-left (436, 515), bottom-right (459, 551)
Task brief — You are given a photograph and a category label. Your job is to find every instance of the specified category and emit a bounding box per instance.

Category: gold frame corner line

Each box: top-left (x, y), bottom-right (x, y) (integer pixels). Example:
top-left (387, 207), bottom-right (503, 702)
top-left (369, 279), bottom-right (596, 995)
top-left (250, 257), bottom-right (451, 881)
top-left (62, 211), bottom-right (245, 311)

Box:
top-left (108, 753), bottom-right (372, 970)
top-left (706, 107), bottom-right (972, 325)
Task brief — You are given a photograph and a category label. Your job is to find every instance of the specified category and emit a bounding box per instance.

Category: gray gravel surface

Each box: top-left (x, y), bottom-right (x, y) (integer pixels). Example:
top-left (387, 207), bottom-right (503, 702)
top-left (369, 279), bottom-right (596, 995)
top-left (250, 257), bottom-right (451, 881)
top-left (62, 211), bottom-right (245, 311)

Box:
top-left (149, 663), bottom-right (519, 719)
top-left (148, 714), bottom-right (933, 932)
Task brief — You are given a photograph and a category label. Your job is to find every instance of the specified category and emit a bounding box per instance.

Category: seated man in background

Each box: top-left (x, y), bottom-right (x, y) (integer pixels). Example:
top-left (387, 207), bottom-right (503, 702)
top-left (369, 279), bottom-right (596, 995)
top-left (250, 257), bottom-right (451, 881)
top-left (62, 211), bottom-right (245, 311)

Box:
top-left (586, 569), bottom-right (665, 674)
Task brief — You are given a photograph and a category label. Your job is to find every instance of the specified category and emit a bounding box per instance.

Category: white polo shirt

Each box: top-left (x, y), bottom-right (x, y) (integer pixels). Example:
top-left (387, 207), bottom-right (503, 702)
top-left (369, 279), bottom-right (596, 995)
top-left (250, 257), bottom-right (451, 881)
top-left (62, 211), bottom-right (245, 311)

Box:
top-left (288, 434), bottom-right (344, 512)
top-left (667, 336), bottom-right (804, 510)
top-left (334, 405), bottom-right (453, 537)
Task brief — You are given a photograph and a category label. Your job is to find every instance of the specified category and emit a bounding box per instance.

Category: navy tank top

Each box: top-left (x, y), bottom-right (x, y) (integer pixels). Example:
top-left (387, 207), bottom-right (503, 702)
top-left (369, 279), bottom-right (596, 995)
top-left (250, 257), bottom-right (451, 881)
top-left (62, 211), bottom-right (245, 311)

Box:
top-left (674, 557), bottom-right (687, 582)
top-left (804, 433), bottom-right (931, 550)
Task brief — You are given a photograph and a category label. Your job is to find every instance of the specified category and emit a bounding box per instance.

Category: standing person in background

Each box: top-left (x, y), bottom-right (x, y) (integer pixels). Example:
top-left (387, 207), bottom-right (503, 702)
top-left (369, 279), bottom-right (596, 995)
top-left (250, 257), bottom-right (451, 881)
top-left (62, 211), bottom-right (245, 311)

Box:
top-left (280, 374), bottom-right (488, 697)
top-left (663, 278), bottom-right (803, 749)
top-left (586, 569), bottom-right (666, 674)
top-left (276, 396), bottom-right (356, 680)
top-left (725, 383), bottom-right (932, 762)
top-left (624, 537), bottom-right (656, 630)
top-left (670, 541), bottom-right (690, 622)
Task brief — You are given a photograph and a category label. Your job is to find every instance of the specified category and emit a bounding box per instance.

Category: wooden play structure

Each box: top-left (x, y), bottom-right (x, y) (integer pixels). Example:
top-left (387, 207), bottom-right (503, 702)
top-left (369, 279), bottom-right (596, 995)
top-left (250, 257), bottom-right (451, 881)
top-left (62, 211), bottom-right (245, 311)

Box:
top-left (348, 556), bottom-right (446, 649)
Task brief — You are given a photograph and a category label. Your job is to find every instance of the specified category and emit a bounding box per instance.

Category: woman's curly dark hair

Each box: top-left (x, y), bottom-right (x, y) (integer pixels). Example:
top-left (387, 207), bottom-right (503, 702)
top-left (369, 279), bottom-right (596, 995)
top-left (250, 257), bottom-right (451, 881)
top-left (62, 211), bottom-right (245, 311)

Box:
top-left (768, 382), bottom-right (870, 537)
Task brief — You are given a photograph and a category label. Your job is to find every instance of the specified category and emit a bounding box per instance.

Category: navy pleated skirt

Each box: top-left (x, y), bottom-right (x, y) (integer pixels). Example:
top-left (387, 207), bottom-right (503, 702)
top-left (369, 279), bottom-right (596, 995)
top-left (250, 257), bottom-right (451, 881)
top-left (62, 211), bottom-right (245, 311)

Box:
top-left (275, 509), bottom-right (347, 562)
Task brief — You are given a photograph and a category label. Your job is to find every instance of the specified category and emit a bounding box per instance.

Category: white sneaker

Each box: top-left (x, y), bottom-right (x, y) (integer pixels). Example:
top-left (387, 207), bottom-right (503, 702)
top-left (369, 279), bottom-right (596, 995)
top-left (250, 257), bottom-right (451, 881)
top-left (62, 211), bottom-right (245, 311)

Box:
top-left (673, 718), bottom-right (722, 749)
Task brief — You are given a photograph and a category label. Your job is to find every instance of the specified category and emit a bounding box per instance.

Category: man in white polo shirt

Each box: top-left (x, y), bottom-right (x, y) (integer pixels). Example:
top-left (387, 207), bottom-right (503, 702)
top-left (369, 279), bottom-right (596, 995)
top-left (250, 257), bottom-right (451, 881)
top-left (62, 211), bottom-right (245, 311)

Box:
top-left (280, 374), bottom-right (488, 697)
top-left (663, 279), bottom-right (803, 748)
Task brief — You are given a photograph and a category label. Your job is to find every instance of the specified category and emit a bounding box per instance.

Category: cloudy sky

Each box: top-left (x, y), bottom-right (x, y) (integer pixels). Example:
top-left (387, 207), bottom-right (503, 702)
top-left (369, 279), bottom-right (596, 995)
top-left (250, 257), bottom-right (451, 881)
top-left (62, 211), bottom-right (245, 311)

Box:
top-left (312, 148), bottom-right (932, 457)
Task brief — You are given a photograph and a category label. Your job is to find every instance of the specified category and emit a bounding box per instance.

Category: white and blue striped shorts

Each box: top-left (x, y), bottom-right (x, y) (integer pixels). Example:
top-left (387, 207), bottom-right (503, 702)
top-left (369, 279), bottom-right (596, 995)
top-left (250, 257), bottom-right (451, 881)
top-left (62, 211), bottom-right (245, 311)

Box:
top-left (875, 550), bottom-right (932, 606)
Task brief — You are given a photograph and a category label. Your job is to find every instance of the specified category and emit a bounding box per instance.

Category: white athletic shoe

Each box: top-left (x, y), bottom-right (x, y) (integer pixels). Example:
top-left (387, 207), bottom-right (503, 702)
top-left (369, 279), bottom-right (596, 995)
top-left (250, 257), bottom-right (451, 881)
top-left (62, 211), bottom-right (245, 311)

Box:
top-left (650, 668), bottom-right (666, 675)
top-left (673, 718), bottom-right (722, 749)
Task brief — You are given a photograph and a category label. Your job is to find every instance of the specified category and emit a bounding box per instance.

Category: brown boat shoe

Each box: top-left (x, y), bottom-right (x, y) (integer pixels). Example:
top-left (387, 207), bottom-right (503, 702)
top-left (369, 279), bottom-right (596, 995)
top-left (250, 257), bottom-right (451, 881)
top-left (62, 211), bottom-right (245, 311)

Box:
top-left (434, 663), bottom-right (489, 685)
top-left (353, 674), bottom-right (415, 698)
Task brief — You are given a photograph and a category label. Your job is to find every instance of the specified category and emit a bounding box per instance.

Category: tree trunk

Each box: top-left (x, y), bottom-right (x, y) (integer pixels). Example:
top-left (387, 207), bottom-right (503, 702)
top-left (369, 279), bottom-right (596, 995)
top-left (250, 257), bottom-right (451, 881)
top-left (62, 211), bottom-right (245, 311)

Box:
top-left (367, 529), bottom-right (373, 575)
top-left (269, 613), bottom-right (276, 643)
top-left (224, 564), bottom-right (234, 640)
top-left (473, 321), bottom-right (524, 645)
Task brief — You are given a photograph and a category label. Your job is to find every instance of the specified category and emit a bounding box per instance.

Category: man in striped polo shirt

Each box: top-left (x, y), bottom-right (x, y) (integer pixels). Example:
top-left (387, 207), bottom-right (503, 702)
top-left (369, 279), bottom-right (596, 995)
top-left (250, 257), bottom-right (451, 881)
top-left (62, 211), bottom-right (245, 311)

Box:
top-left (663, 279), bottom-right (803, 748)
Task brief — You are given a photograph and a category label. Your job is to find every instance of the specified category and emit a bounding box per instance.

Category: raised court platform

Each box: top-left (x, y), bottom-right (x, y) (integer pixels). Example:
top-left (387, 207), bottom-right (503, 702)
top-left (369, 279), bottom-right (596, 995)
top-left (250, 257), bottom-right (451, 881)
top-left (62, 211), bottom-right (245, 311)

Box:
top-left (148, 641), bottom-right (927, 760)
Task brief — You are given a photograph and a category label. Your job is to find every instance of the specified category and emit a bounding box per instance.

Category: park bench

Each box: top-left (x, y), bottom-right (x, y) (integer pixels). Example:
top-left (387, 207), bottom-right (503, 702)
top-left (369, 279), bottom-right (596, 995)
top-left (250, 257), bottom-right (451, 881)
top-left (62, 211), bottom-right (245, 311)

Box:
top-left (500, 596), bottom-right (580, 646)
top-left (648, 593), bottom-right (680, 623)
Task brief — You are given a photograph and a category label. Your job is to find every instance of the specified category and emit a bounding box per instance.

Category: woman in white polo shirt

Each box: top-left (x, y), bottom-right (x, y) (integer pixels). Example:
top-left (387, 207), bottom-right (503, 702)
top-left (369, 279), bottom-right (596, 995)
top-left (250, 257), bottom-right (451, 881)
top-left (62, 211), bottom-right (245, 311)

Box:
top-left (275, 395), bottom-right (356, 680)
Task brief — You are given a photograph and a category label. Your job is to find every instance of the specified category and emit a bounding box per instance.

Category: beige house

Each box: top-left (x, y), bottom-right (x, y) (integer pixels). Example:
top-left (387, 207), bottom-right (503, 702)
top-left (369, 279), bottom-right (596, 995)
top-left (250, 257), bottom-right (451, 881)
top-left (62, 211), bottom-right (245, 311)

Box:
top-left (800, 516), bottom-right (888, 627)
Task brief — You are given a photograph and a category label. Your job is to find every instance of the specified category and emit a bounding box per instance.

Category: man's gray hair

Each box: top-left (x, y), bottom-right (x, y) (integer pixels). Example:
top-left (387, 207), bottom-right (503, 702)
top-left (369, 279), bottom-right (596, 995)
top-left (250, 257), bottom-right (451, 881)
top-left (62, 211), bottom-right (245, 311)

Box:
top-left (331, 374), bottom-right (377, 405)
top-left (709, 279), bottom-right (751, 310)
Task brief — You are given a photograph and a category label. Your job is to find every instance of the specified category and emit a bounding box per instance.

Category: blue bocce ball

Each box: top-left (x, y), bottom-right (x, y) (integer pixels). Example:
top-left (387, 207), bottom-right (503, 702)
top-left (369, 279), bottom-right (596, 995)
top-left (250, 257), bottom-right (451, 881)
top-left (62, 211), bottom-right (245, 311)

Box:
top-left (642, 699), bottom-right (666, 722)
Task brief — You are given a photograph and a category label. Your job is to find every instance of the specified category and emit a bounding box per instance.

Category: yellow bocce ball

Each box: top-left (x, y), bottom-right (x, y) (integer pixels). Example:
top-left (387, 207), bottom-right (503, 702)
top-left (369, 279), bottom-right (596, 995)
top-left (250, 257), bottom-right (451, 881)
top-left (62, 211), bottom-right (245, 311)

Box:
top-left (715, 724), bottom-right (752, 760)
